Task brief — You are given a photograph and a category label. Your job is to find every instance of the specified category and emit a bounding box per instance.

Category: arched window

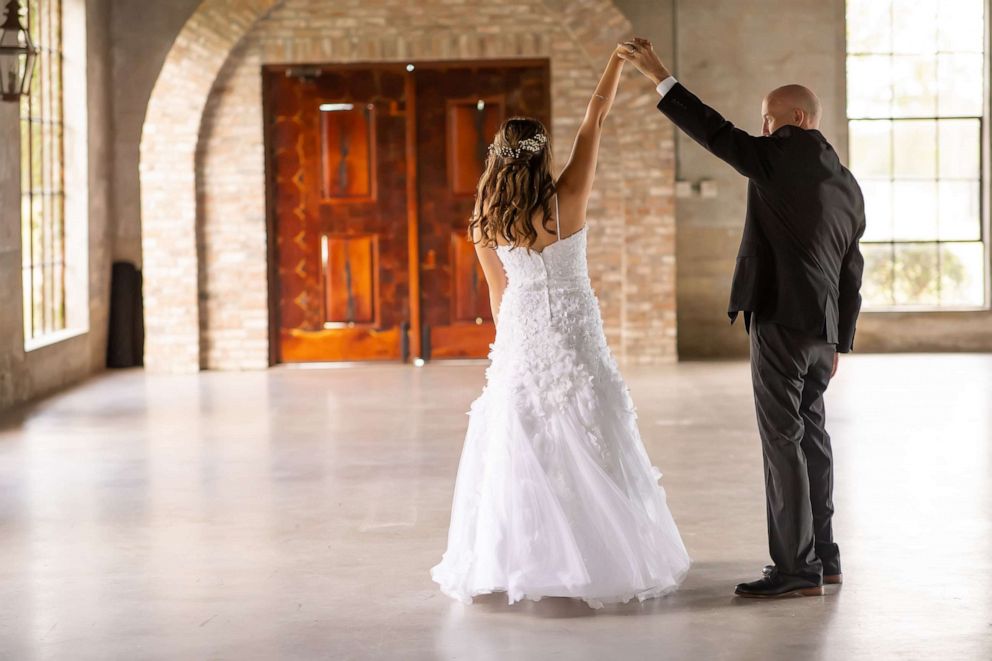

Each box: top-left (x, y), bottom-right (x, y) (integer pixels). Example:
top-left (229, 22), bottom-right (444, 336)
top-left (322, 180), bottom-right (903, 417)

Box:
top-left (847, 0), bottom-right (988, 308)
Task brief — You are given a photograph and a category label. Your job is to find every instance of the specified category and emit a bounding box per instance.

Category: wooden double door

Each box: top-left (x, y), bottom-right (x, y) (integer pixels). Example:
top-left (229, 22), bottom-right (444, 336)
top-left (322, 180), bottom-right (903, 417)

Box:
top-left (264, 61), bottom-right (550, 363)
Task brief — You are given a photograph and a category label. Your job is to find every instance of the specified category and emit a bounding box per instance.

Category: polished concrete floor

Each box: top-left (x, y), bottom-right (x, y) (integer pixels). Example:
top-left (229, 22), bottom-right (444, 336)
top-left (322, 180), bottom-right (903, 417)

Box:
top-left (1, 355), bottom-right (991, 660)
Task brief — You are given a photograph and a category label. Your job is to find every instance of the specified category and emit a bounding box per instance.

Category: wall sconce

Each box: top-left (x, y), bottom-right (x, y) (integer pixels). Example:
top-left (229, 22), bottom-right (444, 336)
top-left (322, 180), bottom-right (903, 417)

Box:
top-left (0, 0), bottom-right (37, 102)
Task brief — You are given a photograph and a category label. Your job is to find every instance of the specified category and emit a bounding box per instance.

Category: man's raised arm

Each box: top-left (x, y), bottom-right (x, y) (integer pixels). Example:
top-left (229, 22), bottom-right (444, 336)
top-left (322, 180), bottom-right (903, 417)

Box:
top-left (619, 38), bottom-right (779, 181)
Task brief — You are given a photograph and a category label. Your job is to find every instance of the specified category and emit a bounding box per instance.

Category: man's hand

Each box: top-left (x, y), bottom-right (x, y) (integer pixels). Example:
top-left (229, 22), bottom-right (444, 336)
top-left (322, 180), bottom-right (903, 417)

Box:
top-left (617, 37), bottom-right (671, 86)
top-left (830, 352), bottom-right (839, 379)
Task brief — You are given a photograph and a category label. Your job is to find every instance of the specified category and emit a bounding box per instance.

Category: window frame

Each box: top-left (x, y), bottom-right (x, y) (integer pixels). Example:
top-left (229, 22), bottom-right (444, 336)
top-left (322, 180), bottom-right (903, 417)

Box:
top-left (845, 0), bottom-right (991, 312)
top-left (19, 0), bottom-right (89, 352)
top-left (19, 0), bottom-right (67, 344)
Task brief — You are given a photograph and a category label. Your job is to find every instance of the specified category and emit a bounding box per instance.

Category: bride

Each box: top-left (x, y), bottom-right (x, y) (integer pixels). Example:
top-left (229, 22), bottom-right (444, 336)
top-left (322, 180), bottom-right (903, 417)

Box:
top-left (430, 44), bottom-right (691, 609)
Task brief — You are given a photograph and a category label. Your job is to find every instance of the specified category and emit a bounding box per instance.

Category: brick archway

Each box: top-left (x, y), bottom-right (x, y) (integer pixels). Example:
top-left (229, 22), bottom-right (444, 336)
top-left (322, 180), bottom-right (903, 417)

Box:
top-left (140, 0), bottom-right (282, 372)
top-left (140, 0), bottom-right (676, 372)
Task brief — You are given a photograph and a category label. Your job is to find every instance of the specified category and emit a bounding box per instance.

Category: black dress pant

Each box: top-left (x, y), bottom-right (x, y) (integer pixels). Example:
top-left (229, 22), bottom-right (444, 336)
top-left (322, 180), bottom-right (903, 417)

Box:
top-left (749, 313), bottom-right (841, 584)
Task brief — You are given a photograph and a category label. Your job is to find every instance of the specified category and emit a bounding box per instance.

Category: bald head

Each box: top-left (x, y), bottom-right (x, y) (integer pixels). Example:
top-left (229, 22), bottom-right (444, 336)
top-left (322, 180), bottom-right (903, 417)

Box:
top-left (761, 84), bottom-right (822, 136)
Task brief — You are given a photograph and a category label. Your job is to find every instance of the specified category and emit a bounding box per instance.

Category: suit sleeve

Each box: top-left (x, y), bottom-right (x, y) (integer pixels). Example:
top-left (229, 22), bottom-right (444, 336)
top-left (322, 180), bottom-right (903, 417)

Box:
top-left (837, 218), bottom-right (866, 353)
top-left (657, 83), bottom-right (780, 181)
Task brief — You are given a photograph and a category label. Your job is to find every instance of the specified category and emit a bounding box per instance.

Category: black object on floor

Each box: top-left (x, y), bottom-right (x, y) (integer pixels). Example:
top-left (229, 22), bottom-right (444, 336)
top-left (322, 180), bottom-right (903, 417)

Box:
top-left (106, 261), bottom-right (145, 368)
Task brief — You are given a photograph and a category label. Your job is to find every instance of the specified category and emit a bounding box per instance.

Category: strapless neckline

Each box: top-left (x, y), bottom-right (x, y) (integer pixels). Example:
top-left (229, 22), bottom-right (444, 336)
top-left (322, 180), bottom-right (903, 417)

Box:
top-left (496, 225), bottom-right (588, 256)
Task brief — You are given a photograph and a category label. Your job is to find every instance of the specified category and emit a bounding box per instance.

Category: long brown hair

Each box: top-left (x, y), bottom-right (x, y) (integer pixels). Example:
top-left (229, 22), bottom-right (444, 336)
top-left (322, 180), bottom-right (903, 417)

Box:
top-left (468, 117), bottom-right (556, 250)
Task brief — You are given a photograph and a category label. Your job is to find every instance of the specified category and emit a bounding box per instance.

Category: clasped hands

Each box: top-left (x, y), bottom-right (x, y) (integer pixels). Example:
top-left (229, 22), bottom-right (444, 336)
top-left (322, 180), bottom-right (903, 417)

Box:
top-left (616, 37), bottom-right (671, 87)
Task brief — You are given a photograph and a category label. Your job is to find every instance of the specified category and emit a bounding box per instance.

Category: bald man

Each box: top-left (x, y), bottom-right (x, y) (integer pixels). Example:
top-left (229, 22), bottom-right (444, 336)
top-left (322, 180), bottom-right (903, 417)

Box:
top-left (620, 39), bottom-right (865, 599)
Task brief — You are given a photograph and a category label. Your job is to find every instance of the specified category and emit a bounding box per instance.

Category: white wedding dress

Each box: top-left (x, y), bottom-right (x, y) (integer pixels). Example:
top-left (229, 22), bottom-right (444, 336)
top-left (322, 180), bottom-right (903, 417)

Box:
top-left (430, 199), bottom-right (691, 608)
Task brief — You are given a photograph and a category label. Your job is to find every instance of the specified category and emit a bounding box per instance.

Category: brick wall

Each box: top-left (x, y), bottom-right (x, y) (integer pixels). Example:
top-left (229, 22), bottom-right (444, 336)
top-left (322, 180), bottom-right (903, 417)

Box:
top-left (141, 0), bottom-right (678, 371)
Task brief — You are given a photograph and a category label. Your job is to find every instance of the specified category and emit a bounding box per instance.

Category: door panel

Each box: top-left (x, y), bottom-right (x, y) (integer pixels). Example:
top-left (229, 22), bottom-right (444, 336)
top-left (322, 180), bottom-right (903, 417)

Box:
top-left (446, 96), bottom-right (504, 195)
top-left (266, 68), bottom-right (409, 362)
top-left (416, 64), bottom-right (551, 359)
top-left (322, 234), bottom-right (377, 325)
top-left (319, 105), bottom-right (377, 201)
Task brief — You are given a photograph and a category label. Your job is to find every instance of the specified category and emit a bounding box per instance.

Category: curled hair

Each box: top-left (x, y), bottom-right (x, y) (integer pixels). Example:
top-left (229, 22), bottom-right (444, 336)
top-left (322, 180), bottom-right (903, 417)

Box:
top-left (468, 117), bottom-right (556, 250)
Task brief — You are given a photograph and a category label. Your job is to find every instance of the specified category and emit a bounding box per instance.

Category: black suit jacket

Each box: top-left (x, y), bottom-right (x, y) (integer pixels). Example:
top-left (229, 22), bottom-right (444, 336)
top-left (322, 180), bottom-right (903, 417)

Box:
top-left (658, 83), bottom-right (866, 352)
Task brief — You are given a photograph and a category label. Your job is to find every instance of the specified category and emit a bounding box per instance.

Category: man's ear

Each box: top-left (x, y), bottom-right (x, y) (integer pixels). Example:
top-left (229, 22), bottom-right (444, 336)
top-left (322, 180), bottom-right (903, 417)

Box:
top-left (792, 108), bottom-right (805, 127)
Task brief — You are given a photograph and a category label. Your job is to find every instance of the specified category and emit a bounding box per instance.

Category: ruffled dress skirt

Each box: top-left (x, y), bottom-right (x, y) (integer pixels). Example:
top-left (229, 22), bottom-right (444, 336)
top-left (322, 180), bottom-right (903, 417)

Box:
top-left (430, 275), bottom-right (691, 608)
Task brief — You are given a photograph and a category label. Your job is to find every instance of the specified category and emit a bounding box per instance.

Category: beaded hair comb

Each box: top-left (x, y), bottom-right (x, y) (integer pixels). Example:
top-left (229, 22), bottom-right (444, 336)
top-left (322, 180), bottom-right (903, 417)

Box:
top-left (488, 133), bottom-right (548, 159)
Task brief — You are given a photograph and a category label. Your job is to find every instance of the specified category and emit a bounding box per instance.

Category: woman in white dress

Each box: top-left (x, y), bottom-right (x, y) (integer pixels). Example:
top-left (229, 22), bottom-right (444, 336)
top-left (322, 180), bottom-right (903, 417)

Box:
top-left (430, 45), bottom-right (691, 609)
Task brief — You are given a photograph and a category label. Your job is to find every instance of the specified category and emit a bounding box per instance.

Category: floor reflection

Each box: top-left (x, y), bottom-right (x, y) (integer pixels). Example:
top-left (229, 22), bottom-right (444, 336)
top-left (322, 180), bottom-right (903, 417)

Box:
top-left (0, 356), bottom-right (989, 659)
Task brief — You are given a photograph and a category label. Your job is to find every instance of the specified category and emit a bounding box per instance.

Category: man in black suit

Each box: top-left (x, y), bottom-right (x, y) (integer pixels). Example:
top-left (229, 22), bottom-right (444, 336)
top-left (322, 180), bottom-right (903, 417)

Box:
top-left (619, 38), bottom-right (865, 598)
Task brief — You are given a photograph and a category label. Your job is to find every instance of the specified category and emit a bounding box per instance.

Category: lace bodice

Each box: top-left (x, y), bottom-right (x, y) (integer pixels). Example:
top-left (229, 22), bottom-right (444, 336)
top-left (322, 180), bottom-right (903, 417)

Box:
top-left (494, 225), bottom-right (597, 339)
top-left (487, 219), bottom-right (625, 415)
top-left (494, 225), bottom-right (590, 289)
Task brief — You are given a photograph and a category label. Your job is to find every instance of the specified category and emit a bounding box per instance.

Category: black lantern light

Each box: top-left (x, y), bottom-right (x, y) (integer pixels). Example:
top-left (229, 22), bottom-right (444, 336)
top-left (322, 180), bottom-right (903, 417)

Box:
top-left (0, 0), bottom-right (37, 102)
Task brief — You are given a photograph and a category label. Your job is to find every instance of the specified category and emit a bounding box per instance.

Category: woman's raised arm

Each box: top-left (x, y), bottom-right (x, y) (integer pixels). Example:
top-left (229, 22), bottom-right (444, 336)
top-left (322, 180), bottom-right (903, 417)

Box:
top-left (557, 47), bottom-right (626, 203)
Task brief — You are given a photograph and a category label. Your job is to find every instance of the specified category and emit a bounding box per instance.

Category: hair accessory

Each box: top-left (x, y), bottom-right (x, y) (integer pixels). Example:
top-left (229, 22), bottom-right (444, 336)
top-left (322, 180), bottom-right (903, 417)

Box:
top-left (488, 133), bottom-right (548, 159)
